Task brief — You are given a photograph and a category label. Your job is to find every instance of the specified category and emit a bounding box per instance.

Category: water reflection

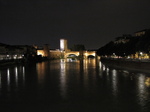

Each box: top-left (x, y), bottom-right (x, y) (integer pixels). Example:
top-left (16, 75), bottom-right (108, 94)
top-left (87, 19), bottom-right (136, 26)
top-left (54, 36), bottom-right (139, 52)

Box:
top-left (0, 60), bottom-right (150, 112)
top-left (7, 69), bottom-right (10, 90)
top-left (60, 59), bottom-right (67, 99)
top-left (112, 69), bottom-right (118, 96)
top-left (100, 62), bottom-right (150, 111)
top-left (0, 71), bottom-right (1, 89)
top-left (83, 59), bottom-right (98, 88)
top-left (22, 66), bottom-right (25, 85)
top-left (137, 74), bottom-right (149, 109)
top-left (106, 67), bottom-right (109, 75)
top-left (98, 62), bottom-right (103, 78)
top-left (145, 77), bottom-right (150, 87)
top-left (0, 66), bottom-right (25, 92)
top-left (59, 59), bottom-right (99, 99)
top-left (36, 62), bottom-right (46, 85)
top-left (15, 67), bottom-right (18, 87)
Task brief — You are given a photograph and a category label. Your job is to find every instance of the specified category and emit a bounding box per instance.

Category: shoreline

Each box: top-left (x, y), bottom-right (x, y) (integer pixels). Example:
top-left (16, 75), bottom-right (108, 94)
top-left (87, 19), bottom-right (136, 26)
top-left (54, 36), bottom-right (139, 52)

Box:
top-left (100, 57), bottom-right (150, 73)
top-left (0, 59), bottom-right (26, 69)
top-left (0, 57), bottom-right (53, 69)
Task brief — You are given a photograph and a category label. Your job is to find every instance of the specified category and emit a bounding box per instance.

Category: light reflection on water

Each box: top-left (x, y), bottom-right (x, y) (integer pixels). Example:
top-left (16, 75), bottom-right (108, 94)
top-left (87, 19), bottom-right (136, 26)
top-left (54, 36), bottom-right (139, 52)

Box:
top-left (15, 67), bottom-right (18, 87)
top-left (112, 69), bottom-right (118, 96)
top-left (36, 62), bottom-right (46, 85)
top-left (0, 71), bottom-right (1, 89)
top-left (145, 77), bottom-right (150, 87)
top-left (7, 68), bottom-right (10, 93)
top-left (0, 66), bottom-right (25, 91)
top-left (0, 59), bottom-right (150, 112)
top-left (60, 59), bottom-right (67, 99)
top-left (136, 74), bottom-right (149, 110)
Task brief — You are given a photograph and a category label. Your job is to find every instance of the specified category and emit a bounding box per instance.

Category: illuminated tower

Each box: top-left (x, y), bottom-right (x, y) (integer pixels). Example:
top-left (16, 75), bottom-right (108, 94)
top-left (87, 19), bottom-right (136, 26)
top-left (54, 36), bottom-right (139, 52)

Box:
top-left (60, 39), bottom-right (68, 51)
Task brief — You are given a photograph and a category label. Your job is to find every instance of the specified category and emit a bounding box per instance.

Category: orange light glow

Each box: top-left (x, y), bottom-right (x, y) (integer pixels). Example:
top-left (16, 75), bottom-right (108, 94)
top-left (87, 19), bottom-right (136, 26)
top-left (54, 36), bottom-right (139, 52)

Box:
top-left (37, 50), bottom-right (44, 56)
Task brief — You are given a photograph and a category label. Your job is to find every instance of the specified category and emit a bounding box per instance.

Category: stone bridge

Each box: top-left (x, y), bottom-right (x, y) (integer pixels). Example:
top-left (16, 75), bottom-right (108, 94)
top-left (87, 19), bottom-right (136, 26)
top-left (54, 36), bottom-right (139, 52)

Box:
top-left (37, 49), bottom-right (96, 59)
top-left (64, 51), bottom-right (96, 59)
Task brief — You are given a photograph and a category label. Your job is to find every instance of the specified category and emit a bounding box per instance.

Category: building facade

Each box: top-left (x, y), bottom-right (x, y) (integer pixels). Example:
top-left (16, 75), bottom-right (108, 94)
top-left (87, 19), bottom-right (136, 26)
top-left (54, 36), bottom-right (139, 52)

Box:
top-left (37, 39), bottom-right (96, 59)
top-left (0, 43), bottom-right (37, 60)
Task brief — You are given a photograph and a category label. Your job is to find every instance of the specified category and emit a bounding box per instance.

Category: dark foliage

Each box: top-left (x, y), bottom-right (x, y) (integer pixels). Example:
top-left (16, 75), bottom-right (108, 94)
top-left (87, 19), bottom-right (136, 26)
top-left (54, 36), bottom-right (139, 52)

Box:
top-left (97, 30), bottom-right (150, 57)
top-left (70, 44), bottom-right (85, 51)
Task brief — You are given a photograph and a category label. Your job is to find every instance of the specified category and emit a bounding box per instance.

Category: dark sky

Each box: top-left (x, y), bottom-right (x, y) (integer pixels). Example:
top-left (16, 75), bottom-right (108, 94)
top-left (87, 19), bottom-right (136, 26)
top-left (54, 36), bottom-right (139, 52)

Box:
top-left (0, 0), bottom-right (150, 49)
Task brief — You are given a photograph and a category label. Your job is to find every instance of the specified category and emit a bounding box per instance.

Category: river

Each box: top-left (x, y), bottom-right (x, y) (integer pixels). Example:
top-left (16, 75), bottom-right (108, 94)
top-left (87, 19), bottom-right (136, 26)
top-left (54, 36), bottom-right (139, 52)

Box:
top-left (0, 59), bottom-right (150, 112)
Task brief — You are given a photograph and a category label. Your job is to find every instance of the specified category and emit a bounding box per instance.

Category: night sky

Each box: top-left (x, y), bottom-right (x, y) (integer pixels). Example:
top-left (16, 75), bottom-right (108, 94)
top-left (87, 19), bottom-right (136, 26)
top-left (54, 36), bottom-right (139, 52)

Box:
top-left (1, 0), bottom-right (150, 49)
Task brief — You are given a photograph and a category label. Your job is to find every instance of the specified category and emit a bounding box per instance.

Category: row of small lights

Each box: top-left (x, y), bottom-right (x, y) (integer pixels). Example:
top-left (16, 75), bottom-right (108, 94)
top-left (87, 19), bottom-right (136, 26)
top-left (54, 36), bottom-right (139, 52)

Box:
top-left (0, 54), bottom-right (24, 60)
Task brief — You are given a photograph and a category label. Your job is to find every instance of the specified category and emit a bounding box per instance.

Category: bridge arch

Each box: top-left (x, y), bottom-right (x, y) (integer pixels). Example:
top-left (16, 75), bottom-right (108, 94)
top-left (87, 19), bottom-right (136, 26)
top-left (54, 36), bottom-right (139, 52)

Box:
top-left (87, 55), bottom-right (95, 58)
top-left (84, 51), bottom-right (96, 59)
top-left (64, 51), bottom-right (80, 58)
top-left (67, 54), bottom-right (78, 58)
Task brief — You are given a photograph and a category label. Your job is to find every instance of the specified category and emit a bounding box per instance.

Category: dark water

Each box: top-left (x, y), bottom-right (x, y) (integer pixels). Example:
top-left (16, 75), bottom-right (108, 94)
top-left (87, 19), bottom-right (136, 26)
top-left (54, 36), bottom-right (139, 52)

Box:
top-left (0, 59), bottom-right (150, 112)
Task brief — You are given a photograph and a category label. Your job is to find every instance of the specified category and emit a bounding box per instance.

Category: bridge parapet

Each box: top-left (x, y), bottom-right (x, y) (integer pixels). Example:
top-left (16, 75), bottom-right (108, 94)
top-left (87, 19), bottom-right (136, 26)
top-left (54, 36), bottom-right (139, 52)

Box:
top-left (65, 51), bottom-right (96, 59)
top-left (37, 49), bottom-right (96, 59)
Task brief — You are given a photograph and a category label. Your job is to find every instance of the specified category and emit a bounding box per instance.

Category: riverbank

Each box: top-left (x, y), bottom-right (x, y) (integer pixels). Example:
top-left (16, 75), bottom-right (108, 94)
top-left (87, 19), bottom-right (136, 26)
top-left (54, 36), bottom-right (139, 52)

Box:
top-left (100, 57), bottom-right (150, 73)
top-left (0, 56), bottom-right (50, 68)
top-left (0, 59), bottom-right (24, 65)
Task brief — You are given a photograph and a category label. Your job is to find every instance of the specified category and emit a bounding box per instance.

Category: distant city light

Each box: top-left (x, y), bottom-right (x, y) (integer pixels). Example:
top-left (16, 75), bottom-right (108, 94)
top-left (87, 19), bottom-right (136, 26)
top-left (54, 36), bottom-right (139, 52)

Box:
top-left (140, 52), bottom-right (143, 55)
